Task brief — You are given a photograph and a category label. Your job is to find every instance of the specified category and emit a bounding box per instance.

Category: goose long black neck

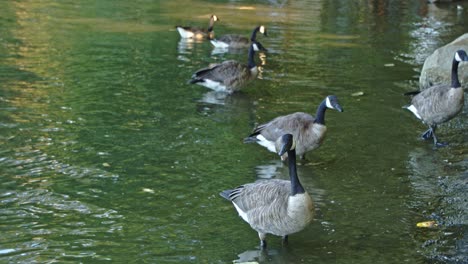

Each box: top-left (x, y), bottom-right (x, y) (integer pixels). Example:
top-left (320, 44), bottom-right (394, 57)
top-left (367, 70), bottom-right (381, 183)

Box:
top-left (288, 148), bottom-right (305, 196)
top-left (250, 26), bottom-right (260, 41)
top-left (451, 57), bottom-right (462, 88)
top-left (247, 45), bottom-right (256, 69)
top-left (207, 17), bottom-right (215, 33)
top-left (314, 100), bottom-right (328, 125)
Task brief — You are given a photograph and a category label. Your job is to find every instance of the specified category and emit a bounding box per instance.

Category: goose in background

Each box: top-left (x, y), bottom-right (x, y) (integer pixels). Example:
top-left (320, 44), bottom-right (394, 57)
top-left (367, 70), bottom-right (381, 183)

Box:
top-left (189, 43), bottom-right (258, 94)
top-left (210, 25), bottom-right (268, 51)
top-left (220, 134), bottom-right (314, 248)
top-left (404, 49), bottom-right (468, 147)
top-left (244, 95), bottom-right (343, 160)
top-left (176, 15), bottom-right (219, 40)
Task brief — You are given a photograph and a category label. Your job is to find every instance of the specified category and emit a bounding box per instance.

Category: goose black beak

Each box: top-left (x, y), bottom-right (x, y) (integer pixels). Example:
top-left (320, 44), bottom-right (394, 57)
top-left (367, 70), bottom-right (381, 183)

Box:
top-left (335, 103), bottom-right (344, 112)
top-left (278, 145), bottom-right (288, 156)
top-left (277, 134), bottom-right (293, 156)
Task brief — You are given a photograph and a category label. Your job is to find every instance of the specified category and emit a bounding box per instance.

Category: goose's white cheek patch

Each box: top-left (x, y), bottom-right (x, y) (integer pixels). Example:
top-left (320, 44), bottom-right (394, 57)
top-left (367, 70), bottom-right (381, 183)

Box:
top-left (325, 97), bottom-right (333, 109)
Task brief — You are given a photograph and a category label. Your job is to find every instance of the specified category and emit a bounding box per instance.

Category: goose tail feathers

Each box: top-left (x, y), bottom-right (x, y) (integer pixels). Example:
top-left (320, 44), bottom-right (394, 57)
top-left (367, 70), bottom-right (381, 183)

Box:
top-left (188, 78), bottom-right (203, 84)
top-left (219, 190), bottom-right (233, 200)
top-left (404, 90), bottom-right (420, 96)
top-left (243, 136), bottom-right (259, 144)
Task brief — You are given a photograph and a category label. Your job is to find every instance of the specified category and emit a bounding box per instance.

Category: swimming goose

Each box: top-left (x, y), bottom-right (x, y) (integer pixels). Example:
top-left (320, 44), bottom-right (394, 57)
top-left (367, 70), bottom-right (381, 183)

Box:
top-left (176, 15), bottom-right (219, 40)
top-left (220, 134), bottom-right (314, 248)
top-left (210, 25), bottom-right (267, 51)
top-left (189, 43), bottom-right (258, 94)
top-left (244, 95), bottom-right (343, 160)
top-left (404, 49), bottom-right (468, 147)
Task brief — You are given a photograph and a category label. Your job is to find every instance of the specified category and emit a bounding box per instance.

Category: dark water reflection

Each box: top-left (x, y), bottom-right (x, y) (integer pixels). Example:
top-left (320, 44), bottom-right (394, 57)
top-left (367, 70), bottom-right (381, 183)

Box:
top-left (1, 0), bottom-right (467, 263)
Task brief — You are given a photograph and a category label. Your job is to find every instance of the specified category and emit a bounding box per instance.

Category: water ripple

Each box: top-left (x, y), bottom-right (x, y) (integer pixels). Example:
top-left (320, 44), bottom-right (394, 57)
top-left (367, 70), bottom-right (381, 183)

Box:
top-left (0, 150), bottom-right (123, 262)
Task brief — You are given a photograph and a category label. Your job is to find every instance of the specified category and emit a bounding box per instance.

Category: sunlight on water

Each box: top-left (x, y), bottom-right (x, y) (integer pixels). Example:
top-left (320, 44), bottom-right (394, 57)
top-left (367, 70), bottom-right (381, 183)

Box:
top-left (1, 0), bottom-right (467, 263)
top-left (60, 18), bottom-right (168, 33)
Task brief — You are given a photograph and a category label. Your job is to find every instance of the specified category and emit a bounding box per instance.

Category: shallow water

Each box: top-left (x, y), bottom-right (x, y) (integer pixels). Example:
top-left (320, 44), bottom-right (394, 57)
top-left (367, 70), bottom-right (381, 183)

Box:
top-left (1, 0), bottom-right (467, 263)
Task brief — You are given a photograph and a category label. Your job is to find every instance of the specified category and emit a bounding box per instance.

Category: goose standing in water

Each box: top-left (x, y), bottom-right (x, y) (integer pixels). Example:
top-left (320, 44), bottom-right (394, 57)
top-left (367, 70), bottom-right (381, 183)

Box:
top-left (220, 134), bottom-right (314, 248)
top-left (189, 43), bottom-right (258, 94)
top-left (244, 95), bottom-right (343, 160)
top-left (210, 25), bottom-right (267, 51)
top-left (404, 49), bottom-right (468, 147)
top-left (176, 15), bottom-right (219, 40)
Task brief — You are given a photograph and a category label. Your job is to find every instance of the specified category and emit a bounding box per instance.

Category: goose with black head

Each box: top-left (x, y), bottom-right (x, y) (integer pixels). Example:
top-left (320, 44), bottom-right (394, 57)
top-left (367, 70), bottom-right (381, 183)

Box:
top-left (220, 134), bottom-right (314, 248)
top-left (404, 49), bottom-right (468, 147)
top-left (176, 15), bottom-right (219, 40)
top-left (244, 95), bottom-right (343, 160)
top-left (189, 43), bottom-right (258, 94)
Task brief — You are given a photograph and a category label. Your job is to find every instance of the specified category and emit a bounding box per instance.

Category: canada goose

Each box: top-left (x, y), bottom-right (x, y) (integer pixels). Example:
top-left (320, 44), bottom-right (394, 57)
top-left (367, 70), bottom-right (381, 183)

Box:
top-left (189, 43), bottom-right (258, 94)
top-left (176, 15), bottom-right (219, 40)
top-left (404, 49), bottom-right (468, 147)
top-left (220, 134), bottom-right (314, 248)
top-left (244, 95), bottom-right (343, 160)
top-left (210, 25), bottom-right (267, 51)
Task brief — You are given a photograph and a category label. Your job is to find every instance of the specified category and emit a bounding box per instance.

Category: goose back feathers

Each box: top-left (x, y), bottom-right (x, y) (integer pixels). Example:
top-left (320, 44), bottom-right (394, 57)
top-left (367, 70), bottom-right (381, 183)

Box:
top-left (220, 179), bottom-right (313, 238)
top-left (211, 25), bottom-right (267, 51)
top-left (189, 43), bottom-right (258, 93)
top-left (409, 84), bottom-right (464, 125)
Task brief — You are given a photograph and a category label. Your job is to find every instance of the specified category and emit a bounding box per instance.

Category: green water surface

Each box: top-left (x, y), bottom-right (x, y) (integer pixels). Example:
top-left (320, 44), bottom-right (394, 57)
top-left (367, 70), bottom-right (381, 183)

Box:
top-left (0, 0), bottom-right (467, 263)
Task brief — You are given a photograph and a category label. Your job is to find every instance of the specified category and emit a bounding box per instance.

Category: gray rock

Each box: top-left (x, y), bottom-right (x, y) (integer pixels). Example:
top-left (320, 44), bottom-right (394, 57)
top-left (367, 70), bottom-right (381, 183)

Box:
top-left (428, 0), bottom-right (460, 3)
top-left (419, 33), bottom-right (468, 90)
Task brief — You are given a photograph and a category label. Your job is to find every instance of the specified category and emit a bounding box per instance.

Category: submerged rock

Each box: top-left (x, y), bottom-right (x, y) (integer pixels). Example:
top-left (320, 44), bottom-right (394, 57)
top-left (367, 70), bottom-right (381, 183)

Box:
top-left (419, 33), bottom-right (468, 90)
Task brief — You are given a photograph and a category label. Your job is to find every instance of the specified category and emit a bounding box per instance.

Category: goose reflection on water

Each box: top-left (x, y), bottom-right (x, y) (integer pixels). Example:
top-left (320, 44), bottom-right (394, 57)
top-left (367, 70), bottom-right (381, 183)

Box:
top-left (255, 160), bottom-right (284, 179)
top-left (195, 91), bottom-right (254, 118)
top-left (257, 51), bottom-right (267, 80)
top-left (211, 46), bottom-right (246, 56)
top-left (233, 248), bottom-right (280, 263)
top-left (177, 38), bottom-right (204, 60)
top-left (198, 90), bottom-right (229, 106)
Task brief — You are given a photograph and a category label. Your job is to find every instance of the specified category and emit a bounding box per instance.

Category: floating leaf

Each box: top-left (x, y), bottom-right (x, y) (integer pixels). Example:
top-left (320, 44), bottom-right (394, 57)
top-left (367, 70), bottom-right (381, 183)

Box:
top-left (142, 188), bottom-right (155, 194)
top-left (351, 91), bottom-right (364, 97)
top-left (416, 221), bottom-right (437, 228)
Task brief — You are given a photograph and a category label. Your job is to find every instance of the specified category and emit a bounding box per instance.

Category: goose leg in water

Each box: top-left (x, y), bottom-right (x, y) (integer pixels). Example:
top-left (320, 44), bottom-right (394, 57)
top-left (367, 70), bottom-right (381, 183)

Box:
top-left (259, 233), bottom-right (267, 248)
top-left (282, 235), bottom-right (289, 246)
top-left (421, 128), bottom-right (433, 140)
top-left (430, 126), bottom-right (448, 148)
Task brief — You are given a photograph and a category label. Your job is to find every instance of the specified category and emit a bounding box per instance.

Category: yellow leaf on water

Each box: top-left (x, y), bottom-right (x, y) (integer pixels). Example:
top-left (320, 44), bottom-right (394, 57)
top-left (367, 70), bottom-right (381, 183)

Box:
top-left (416, 221), bottom-right (437, 228)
